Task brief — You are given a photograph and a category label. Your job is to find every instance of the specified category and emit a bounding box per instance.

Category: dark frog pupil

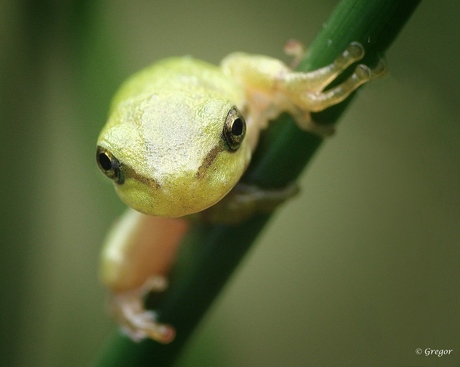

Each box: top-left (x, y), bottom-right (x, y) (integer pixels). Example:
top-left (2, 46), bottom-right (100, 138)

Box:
top-left (232, 118), bottom-right (244, 136)
top-left (98, 152), bottom-right (112, 171)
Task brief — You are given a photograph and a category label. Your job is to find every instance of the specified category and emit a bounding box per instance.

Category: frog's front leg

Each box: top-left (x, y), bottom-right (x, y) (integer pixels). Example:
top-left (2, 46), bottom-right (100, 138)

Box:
top-left (100, 209), bottom-right (189, 343)
top-left (222, 42), bottom-right (385, 135)
top-left (197, 182), bottom-right (299, 224)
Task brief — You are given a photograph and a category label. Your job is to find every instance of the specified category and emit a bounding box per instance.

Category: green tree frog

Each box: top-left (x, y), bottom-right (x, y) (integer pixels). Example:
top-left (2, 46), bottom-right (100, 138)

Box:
top-left (96, 41), bottom-right (384, 343)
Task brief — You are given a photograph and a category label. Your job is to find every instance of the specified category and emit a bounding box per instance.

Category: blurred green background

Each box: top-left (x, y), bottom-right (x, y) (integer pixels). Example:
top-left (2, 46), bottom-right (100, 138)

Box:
top-left (1, 1), bottom-right (459, 366)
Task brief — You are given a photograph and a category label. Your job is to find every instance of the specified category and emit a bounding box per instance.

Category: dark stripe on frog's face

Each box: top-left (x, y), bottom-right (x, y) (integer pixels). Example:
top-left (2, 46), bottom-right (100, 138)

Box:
top-left (122, 164), bottom-right (161, 189)
top-left (97, 145), bottom-right (161, 189)
top-left (195, 144), bottom-right (224, 179)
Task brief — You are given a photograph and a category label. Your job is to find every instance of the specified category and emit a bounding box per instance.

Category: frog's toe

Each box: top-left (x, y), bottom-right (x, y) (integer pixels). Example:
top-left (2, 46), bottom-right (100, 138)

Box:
top-left (109, 276), bottom-right (175, 344)
top-left (369, 58), bottom-right (387, 80)
top-left (283, 39), bottom-right (306, 68)
top-left (120, 309), bottom-right (176, 343)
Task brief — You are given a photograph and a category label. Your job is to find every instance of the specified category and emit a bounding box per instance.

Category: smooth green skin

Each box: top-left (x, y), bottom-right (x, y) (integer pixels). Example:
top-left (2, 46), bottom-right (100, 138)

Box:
top-left (97, 57), bottom-right (251, 218)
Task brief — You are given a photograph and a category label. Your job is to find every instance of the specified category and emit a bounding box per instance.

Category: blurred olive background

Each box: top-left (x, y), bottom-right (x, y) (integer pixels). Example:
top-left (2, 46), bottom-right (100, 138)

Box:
top-left (1, 1), bottom-right (459, 366)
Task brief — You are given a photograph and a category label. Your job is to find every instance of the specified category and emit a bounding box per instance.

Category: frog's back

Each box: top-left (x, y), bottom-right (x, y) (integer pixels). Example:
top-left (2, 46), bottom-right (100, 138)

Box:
top-left (110, 57), bottom-right (244, 111)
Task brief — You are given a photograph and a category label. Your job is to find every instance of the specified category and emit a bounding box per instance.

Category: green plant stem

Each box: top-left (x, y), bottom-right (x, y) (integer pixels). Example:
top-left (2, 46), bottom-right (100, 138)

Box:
top-left (92, 1), bottom-right (420, 366)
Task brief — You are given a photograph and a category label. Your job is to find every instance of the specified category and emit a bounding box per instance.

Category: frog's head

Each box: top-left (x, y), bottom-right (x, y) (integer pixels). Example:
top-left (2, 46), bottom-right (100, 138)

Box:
top-left (96, 92), bottom-right (250, 217)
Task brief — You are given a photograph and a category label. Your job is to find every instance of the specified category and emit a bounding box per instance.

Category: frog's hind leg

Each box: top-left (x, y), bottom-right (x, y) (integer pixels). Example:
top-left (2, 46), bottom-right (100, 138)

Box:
top-left (110, 276), bottom-right (176, 343)
top-left (100, 210), bottom-right (188, 343)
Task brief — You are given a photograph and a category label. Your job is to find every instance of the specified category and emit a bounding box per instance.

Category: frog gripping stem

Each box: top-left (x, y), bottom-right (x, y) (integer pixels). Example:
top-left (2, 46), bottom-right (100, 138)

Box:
top-left (109, 276), bottom-right (176, 344)
top-left (283, 42), bottom-right (386, 113)
top-left (97, 40), bottom-right (387, 346)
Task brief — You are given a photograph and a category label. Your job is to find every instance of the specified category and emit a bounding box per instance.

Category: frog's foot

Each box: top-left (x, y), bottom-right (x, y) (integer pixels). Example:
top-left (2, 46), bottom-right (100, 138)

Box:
top-left (109, 276), bottom-right (175, 343)
top-left (198, 182), bottom-right (299, 224)
top-left (298, 58), bottom-right (387, 114)
top-left (290, 60), bottom-right (385, 135)
top-left (279, 43), bottom-right (386, 131)
top-left (280, 42), bottom-right (366, 94)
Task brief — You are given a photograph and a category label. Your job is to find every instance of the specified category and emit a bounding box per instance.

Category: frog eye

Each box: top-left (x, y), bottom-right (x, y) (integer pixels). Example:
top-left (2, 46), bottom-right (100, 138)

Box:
top-left (223, 107), bottom-right (246, 151)
top-left (96, 146), bottom-right (124, 184)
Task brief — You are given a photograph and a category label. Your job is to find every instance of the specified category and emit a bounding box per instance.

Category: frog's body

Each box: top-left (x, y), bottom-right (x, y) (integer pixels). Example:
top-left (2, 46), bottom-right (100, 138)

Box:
top-left (96, 42), bottom-right (384, 343)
